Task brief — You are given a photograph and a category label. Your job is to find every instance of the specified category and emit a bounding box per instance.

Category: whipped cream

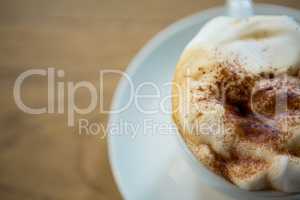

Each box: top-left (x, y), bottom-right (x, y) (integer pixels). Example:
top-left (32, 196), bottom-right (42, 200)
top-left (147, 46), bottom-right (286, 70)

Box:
top-left (186, 16), bottom-right (300, 74)
top-left (173, 16), bottom-right (300, 192)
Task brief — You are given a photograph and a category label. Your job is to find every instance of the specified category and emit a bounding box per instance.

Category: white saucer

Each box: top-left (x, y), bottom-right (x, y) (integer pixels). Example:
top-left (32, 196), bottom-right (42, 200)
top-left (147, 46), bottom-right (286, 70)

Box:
top-left (108, 4), bottom-right (300, 200)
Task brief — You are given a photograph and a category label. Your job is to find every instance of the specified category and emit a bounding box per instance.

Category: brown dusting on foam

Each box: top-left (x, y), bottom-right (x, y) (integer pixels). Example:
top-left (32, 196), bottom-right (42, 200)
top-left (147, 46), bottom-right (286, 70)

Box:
top-left (288, 88), bottom-right (300, 111)
top-left (237, 115), bottom-right (284, 149)
top-left (214, 58), bottom-right (258, 107)
top-left (226, 157), bottom-right (270, 180)
top-left (252, 76), bottom-right (300, 116)
top-left (188, 142), bottom-right (228, 178)
top-left (289, 148), bottom-right (300, 157)
top-left (173, 47), bottom-right (300, 189)
top-left (204, 62), bottom-right (300, 181)
top-left (222, 74), bottom-right (300, 151)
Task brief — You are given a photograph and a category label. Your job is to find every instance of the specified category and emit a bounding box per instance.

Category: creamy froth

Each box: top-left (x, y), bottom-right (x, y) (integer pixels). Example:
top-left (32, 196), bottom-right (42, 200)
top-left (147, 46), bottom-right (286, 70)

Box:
top-left (172, 16), bottom-right (300, 192)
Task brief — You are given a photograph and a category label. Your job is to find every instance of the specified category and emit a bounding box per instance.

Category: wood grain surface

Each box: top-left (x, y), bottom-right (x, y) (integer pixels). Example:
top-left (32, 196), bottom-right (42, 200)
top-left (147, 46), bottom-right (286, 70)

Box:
top-left (0, 0), bottom-right (299, 199)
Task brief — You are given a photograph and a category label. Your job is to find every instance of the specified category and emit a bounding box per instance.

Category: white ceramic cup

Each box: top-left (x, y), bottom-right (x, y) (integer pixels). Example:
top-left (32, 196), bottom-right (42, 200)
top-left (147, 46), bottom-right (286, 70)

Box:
top-left (171, 1), bottom-right (300, 200)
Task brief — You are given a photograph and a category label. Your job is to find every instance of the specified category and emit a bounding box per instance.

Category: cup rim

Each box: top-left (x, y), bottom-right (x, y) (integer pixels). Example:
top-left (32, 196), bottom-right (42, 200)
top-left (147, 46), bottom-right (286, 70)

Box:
top-left (173, 4), bottom-right (300, 198)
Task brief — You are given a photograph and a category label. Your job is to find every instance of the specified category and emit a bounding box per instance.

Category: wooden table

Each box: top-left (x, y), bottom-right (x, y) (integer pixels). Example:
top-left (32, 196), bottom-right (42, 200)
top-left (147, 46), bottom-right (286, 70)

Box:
top-left (0, 0), bottom-right (298, 199)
